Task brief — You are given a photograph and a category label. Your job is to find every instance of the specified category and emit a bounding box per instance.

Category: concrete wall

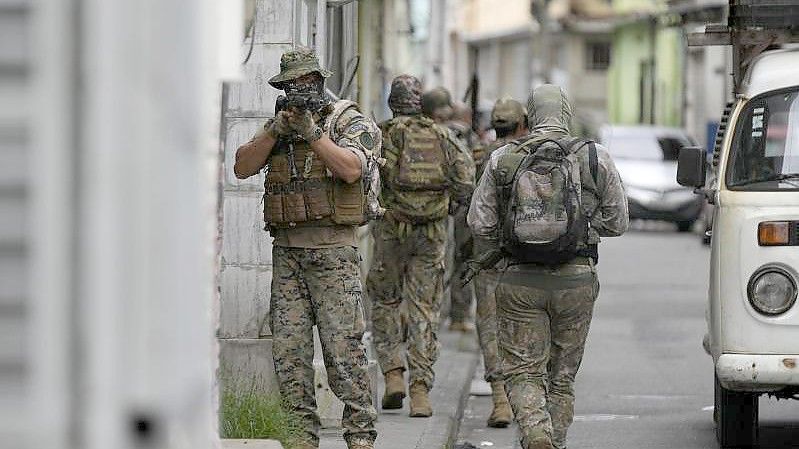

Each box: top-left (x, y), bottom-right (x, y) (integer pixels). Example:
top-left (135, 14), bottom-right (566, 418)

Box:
top-left (219, 0), bottom-right (300, 396)
top-left (469, 37), bottom-right (532, 113)
top-left (563, 33), bottom-right (612, 129)
top-left (461, 0), bottom-right (536, 37)
top-left (683, 34), bottom-right (732, 147)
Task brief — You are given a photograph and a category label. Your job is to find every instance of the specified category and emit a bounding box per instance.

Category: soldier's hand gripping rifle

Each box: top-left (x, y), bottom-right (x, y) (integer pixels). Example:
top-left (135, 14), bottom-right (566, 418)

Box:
top-left (274, 95), bottom-right (301, 180)
top-left (459, 248), bottom-right (504, 287)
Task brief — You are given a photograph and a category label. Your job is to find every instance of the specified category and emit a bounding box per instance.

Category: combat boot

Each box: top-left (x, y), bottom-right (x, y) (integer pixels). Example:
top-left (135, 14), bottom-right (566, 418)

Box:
top-left (348, 443), bottom-right (373, 449)
top-left (448, 321), bottom-right (475, 333)
top-left (486, 380), bottom-right (513, 428)
top-left (409, 383), bottom-right (433, 417)
top-left (346, 435), bottom-right (374, 449)
top-left (381, 368), bottom-right (406, 409)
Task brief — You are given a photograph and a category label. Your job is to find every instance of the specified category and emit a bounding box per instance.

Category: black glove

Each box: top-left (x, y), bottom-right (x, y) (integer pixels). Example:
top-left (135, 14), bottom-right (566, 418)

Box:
top-left (459, 260), bottom-right (482, 287)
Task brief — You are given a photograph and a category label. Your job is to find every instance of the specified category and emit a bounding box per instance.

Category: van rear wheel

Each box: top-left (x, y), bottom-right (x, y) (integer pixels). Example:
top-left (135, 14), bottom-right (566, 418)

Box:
top-left (715, 374), bottom-right (759, 448)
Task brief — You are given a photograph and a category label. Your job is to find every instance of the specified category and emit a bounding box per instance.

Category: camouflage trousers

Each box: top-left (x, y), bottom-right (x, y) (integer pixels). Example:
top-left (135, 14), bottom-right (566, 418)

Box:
top-left (270, 245), bottom-right (377, 448)
top-left (449, 206), bottom-right (473, 324)
top-left (367, 218), bottom-right (447, 390)
top-left (474, 269), bottom-right (501, 382)
top-left (496, 261), bottom-right (599, 449)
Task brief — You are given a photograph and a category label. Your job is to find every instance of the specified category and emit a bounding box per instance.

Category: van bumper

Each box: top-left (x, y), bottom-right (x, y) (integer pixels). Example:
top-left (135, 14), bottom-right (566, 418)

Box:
top-left (717, 354), bottom-right (799, 392)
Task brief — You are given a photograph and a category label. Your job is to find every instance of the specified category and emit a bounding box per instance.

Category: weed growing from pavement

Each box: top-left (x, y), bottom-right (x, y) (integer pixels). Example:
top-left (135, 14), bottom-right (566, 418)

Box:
top-left (219, 370), bottom-right (305, 447)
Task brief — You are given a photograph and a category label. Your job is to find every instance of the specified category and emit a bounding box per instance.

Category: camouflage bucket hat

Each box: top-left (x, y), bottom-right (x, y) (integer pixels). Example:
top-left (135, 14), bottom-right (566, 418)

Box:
top-left (491, 97), bottom-right (526, 127)
top-left (268, 46), bottom-right (333, 88)
top-left (388, 74), bottom-right (423, 114)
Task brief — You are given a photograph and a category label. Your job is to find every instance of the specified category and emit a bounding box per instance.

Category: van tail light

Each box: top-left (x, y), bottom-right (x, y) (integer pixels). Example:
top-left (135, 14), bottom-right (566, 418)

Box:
top-left (758, 221), bottom-right (791, 246)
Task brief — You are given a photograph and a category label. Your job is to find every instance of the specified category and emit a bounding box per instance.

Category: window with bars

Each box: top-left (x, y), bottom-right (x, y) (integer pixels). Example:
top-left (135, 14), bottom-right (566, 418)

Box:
top-left (585, 41), bottom-right (611, 71)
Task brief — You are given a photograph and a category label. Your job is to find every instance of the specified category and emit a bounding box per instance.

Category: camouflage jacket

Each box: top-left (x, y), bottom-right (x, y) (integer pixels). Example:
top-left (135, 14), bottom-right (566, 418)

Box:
top-left (476, 136), bottom-right (515, 181)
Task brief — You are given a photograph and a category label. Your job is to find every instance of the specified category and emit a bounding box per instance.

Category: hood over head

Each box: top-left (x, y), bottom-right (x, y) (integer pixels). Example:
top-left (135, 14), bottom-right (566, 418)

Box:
top-left (526, 84), bottom-right (572, 137)
top-left (388, 74), bottom-right (423, 115)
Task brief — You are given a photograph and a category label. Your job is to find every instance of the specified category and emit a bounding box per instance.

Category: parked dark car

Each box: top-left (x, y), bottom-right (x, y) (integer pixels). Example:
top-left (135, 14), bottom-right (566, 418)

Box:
top-left (599, 125), bottom-right (704, 232)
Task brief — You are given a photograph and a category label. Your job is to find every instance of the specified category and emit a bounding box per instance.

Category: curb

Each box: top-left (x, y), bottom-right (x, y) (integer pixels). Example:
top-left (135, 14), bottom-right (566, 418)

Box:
top-left (415, 332), bottom-right (481, 449)
top-left (444, 352), bottom-right (480, 449)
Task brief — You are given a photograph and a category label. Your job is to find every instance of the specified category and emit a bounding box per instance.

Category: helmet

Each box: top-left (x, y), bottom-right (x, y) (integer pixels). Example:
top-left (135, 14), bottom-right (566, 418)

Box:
top-left (491, 97), bottom-right (526, 128)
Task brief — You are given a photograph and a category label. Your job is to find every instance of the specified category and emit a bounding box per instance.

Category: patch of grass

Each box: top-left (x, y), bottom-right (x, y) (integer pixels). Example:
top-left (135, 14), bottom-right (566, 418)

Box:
top-left (219, 382), bottom-right (305, 447)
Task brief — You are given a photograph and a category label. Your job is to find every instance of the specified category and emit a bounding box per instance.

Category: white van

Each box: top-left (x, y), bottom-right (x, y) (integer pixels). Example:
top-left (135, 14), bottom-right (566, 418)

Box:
top-left (678, 47), bottom-right (799, 448)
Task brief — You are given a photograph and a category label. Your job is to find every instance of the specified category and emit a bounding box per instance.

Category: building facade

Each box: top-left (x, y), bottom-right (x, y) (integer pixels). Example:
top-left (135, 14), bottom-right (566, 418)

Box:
top-left (607, 0), bottom-right (685, 127)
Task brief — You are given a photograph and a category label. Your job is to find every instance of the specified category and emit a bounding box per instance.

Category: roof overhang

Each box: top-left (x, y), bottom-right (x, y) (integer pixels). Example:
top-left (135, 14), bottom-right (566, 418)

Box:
top-left (461, 23), bottom-right (539, 45)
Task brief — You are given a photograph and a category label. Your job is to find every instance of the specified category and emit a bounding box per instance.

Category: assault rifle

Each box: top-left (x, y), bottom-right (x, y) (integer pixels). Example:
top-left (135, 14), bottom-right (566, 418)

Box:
top-left (274, 95), bottom-right (300, 180)
top-left (459, 248), bottom-right (504, 286)
top-left (282, 91), bottom-right (328, 112)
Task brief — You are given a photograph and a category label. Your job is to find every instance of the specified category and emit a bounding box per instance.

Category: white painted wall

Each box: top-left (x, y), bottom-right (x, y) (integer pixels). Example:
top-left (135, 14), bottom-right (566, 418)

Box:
top-left (3, 0), bottom-right (229, 447)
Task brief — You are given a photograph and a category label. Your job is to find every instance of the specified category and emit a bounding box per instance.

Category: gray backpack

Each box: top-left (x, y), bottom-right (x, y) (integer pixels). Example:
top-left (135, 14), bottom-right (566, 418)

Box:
top-left (495, 136), bottom-right (598, 265)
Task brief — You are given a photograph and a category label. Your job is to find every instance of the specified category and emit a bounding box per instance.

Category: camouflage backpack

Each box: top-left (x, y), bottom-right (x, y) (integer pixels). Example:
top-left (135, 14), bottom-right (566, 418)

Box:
top-left (381, 115), bottom-right (451, 223)
top-left (495, 136), bottom-right (599, 265)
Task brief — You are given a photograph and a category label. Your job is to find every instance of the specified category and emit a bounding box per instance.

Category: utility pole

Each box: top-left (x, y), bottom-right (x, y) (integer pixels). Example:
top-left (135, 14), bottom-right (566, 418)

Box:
top-left (530, 0), bottom-right (552, 88)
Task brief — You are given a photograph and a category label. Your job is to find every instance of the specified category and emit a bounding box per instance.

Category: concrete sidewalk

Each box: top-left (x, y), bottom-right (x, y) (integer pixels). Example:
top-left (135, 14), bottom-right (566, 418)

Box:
top-left (319, 330), bottom-right (479, 449)
top-left (455, 361), bottom-right (520, 449)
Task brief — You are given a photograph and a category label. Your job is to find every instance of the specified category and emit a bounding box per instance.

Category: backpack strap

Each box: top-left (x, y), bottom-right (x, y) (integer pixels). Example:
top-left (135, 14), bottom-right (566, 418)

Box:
top-left (588, 141), bottom-right (599, 186)
top-left (561, 137), bottom-right (599, 185)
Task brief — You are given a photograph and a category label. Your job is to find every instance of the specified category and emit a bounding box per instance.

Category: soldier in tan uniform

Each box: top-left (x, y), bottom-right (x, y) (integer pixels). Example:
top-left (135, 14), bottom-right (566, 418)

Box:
top-left (367, 75), bottom-right (474, 417)
top-left (467, 85), bottom-right (628, 449)
top-left (421, 88), bottom-right (478, 332)
top-left (473, 98), bottom-right (528, 429)
top-left (233, 47), bottom-right (380, 449)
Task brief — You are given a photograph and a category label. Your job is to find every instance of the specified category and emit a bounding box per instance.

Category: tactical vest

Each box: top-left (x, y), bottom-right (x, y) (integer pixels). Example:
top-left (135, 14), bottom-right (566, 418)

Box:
top-left (381, 115), bottom-right (451, 224)
top-left (263, 100), bottom-right (367, 229)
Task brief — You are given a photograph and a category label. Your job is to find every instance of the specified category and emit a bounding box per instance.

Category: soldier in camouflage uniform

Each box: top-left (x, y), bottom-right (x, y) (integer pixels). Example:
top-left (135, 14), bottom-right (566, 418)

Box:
top-left (233, 47), bottom-right (380, 449)
top-left (368, 75), bottom-right (474, 417)
top-left (473, 98), bottom-right (528, 429)
top-left (421, 88), bottom-right (478, 332)
top-left (467, 85), bottom-right (628, 449)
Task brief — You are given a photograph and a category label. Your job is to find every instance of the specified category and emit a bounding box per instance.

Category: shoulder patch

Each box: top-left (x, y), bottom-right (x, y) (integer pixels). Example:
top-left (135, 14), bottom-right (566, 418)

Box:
top-left (360, 132), bottom-right (376, 149)
top-left (347, 122), bottom-right (369, 134)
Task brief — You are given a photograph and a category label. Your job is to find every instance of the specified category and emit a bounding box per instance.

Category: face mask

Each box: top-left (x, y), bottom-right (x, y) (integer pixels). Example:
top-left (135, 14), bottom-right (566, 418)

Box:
top-left (283, 77), bottom-right (330, 112)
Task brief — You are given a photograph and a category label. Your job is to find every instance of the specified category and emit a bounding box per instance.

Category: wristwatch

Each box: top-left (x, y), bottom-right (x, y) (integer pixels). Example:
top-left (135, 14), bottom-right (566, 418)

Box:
top-left (305, 125), bottom-right (323, 142)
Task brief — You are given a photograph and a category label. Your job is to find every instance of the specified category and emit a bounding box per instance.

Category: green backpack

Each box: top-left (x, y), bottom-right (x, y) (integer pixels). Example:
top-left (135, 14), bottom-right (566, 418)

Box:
top-left (381, 116), bottom-right (452, 224)
top-left (495, 136), bottom-right (599, 265)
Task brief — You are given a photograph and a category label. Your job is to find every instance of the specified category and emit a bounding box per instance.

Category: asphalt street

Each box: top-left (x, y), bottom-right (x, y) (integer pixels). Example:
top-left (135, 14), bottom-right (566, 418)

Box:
top-left (457, 225), bottom-right (799, 449)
